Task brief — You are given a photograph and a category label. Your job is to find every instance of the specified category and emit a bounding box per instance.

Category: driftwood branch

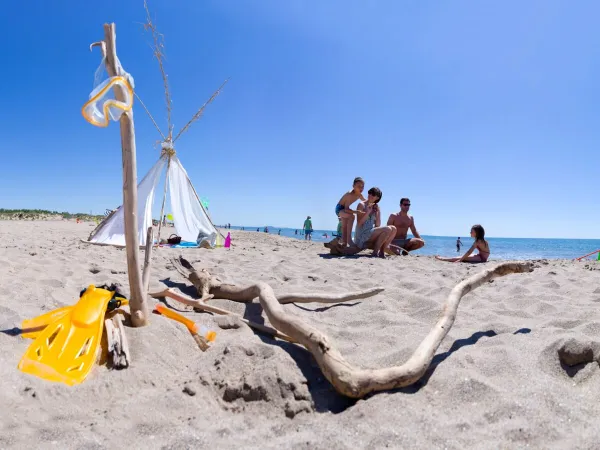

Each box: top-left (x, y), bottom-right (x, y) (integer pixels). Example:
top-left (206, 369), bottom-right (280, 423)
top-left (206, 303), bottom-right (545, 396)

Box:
top-left (170, 257), bottom-right (532, 398)
top-left (143, 0), bottom-right (173, 139)
top-left (90, 41), bottom-right (107, 59)
top-left (171, 256), bottom-right (382, 305)
top-left (276, 288), bottom-right (384, 305)
top-left (149, 288), bottom-right (294, 343)
top-left (173, 79), bottom-right (229, 143)
top-left (103, 23), bottom-right (148, 326)
top-left (104, 314), bottom-right (130, 369)
top-left (142, 226), bottom-right (154, 293)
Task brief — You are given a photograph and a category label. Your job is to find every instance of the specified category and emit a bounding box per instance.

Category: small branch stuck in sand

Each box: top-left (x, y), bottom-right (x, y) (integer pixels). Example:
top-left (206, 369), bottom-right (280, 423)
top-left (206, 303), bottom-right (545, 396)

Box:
top-left (142, 227), bottom-right (154, 293)
top-left (163, 257), bottom-right (532, 398)
top-left (105, 314), bottom-right (130, 369)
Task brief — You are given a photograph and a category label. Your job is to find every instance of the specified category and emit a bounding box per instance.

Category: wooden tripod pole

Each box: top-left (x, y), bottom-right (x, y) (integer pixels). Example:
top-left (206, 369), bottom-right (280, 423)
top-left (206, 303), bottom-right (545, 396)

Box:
top-left (103, 23), bottom-right (149, 326)
top-left (156, 156), bottom-right (171, 245)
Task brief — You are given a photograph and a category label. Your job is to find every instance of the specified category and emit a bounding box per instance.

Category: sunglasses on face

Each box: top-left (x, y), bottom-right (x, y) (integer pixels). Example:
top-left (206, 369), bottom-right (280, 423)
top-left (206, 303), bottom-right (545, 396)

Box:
top-left (402, 203), bottom-right (411, 207)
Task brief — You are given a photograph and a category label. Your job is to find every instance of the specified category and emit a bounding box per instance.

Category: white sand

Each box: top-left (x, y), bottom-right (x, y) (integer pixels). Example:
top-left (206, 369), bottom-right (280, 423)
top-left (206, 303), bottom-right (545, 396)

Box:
top-left (1, 220), bottom-right (599, 449)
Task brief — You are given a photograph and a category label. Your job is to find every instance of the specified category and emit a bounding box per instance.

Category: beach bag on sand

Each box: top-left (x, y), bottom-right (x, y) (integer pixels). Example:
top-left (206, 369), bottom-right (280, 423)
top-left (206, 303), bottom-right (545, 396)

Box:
top-left (167, 234), bottom-right (182, 245)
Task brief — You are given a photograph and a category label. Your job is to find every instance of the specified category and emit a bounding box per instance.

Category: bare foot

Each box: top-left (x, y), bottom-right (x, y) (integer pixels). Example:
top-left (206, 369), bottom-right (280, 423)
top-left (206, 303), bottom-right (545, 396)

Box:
top-left (370, 250), bottom-right (379, 257)
top-left (378, 251), bottom-right (386, 258)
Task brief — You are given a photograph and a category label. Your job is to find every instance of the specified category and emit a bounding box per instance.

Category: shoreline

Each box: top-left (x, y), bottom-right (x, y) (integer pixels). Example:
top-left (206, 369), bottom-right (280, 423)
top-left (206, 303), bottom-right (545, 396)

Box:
top-left (221, 227), bottom-right (600, 262)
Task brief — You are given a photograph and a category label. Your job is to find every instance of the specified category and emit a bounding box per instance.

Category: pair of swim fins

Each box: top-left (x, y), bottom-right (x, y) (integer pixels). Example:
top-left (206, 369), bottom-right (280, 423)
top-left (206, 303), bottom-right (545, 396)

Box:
top-left (18, 285), bottom-right (128, 386)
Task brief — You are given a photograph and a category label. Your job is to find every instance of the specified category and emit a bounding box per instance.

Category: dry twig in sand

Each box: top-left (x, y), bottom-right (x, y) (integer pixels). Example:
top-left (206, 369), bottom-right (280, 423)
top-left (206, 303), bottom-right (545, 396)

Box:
top-left (104, 314), bottom-right (130, 369)
top-left (149, 287), bottom-right (295, 343)
top-left (159, 257), bottom-right (532, 398)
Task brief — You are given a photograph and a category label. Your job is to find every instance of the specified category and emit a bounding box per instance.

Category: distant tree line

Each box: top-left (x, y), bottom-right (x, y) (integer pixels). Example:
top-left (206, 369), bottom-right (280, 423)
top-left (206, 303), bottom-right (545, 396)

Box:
top-left (0, 209), bottom-right (104, 220)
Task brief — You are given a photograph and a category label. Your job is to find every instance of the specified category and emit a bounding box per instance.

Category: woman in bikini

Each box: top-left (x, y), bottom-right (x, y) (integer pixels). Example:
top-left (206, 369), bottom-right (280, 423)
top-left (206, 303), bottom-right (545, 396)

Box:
top-left (436, 224), bottom-right (490, 263)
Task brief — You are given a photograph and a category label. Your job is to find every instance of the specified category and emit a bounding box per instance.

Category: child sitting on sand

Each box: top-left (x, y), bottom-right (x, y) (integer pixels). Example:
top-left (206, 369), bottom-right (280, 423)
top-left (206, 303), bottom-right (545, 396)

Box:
top-left (436, 224), bottom-right (490, 263)
top-left (335, 177), bottom-right (367, 246)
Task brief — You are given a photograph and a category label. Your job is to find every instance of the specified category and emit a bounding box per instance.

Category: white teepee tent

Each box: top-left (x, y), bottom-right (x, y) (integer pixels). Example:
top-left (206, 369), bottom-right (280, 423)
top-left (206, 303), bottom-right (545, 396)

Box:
top-left (86, 143), bottom-right (219, 247)
top-left (86, 5), bottom-right (228, 248)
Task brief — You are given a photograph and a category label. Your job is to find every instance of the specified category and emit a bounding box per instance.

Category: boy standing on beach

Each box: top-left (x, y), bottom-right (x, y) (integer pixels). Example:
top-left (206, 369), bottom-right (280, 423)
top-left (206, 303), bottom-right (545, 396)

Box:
top-left (335, 177), bottom-right (367, 247)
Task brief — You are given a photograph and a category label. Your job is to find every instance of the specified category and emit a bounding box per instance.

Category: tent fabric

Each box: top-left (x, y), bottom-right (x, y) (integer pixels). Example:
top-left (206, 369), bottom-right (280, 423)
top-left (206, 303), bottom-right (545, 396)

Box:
top-left (86, 153), bottom-right (218, 248)
top-left (168, 156), bottom-right (217, 247)
top-left (86, 156), bottom-right (166, 246)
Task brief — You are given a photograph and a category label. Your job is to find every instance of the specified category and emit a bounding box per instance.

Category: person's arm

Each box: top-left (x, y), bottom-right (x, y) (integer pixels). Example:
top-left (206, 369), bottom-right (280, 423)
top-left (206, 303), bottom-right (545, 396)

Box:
top-left (374, 205), bottom-right (381, 227)
top-left (456, 243), bottom-right (476, 262)
top-left (356, 202), bottom-right (371, 226)
top-left (386, 214), bottom-right (395, 226)
top-left (409, 217), bottom-right (422, 239)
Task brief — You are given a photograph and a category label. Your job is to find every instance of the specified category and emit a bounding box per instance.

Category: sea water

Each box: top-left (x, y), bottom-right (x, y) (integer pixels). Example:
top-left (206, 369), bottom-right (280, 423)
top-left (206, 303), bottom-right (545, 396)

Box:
top-left (223, 226), bottom-right (600, 261)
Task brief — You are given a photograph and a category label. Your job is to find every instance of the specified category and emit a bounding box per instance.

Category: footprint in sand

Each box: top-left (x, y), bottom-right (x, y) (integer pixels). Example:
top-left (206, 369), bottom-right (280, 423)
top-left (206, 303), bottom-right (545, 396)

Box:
top-left (530, 302), bottom-right (558, 315)
top-left (41, 279), bottom-right (63, 288)
top-left (509, 285), bottom-right (531, 295)
top-left (543, 281), bottom-right (561, 290)
top-left (546, 319), bottom-right (582, 330)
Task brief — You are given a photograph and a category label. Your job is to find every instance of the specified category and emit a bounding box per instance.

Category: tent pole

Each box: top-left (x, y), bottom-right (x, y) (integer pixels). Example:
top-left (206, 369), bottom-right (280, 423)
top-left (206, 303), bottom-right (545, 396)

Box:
top-left (156, 155), bottom-right (171, 244)
top-left (102, 23), bottom-right (149, 327)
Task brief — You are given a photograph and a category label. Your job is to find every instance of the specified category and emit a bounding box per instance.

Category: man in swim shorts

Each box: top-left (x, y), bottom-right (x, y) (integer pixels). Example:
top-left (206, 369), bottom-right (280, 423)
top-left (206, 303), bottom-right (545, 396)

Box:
top-left (303, 216), bottom-right (313, 241)
top-left (386, 197), bottom-right (425, 253)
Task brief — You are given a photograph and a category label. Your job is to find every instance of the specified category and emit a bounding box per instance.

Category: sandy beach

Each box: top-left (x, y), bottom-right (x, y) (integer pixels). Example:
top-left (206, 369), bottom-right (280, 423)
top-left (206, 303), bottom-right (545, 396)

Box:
top-left (1, 220), bottom-right (599, 449)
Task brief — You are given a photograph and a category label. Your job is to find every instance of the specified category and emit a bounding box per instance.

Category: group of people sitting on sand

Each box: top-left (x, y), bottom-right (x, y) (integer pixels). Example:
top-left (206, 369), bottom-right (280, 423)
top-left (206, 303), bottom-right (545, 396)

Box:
top-left (326, 177), bottom-right (490, 262)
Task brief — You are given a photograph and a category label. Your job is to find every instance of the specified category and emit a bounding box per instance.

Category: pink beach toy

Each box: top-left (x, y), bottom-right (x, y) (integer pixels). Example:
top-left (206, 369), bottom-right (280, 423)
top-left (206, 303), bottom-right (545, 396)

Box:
top-left (224, 232), bottom-right (231, 248)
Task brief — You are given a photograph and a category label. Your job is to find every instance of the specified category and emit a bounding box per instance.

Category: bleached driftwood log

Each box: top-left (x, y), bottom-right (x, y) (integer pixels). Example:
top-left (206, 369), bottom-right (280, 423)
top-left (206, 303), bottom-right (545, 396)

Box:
top-left (99, 23), bottom-right (148, 326)
top-left (166, 257), bottom-right (532, 398)
top-left (170, 256), bottom-right (384, 304)
top-left (104, 314), bottom-right (130, 369)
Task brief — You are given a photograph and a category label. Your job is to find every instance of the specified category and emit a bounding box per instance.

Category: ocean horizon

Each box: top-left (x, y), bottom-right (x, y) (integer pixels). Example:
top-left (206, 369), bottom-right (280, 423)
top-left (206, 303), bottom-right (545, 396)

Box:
top-left (219, 226), bottom-right (600, 261)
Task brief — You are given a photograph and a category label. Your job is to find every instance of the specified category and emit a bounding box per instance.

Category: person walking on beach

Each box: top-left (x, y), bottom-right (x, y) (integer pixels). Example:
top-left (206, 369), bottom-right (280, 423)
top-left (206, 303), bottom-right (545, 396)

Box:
top-left (437, 225), bottom-right (490, 263)
top-left (456, 237), bottom-right (462, 252)
top-left (303, 216), bottom-right (313, 241)
top-left (387, 198), bottom-right (425, 253)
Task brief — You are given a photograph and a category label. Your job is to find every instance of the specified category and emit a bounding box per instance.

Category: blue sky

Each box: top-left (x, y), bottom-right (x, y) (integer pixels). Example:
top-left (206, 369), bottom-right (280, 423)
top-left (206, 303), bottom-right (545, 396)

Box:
top-left (1, 0), bottom-right (599, 239)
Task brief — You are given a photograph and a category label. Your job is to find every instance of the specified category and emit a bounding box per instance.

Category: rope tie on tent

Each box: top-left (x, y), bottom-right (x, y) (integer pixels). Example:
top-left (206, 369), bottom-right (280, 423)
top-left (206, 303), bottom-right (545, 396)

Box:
top-left (160, 140), bottom-right (176, 158)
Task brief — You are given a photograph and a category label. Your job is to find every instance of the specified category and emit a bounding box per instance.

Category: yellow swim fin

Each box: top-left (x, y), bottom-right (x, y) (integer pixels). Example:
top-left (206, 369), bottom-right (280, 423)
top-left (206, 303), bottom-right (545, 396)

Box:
top-left (18, 285), bottom-right (116, 386)
top-left (21, 307), bottom-right (72, 339)
top-left (20, 297), bottom-right (129, 340)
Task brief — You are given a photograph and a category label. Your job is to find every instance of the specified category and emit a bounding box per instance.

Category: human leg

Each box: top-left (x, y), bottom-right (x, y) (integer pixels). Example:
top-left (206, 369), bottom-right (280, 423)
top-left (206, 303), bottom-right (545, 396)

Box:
top-left (338, 211), bottom-right (354, 246)
top-left (382, 226), bottom-right (396, 252)
top-left (435, 255), bottom-right (460, 262)
top-left (364, 227), bottom-right (387, 256)
top-left (462, 255), bottom-right (485, 263)
top-left (393, 238), bottom-right (425, 252)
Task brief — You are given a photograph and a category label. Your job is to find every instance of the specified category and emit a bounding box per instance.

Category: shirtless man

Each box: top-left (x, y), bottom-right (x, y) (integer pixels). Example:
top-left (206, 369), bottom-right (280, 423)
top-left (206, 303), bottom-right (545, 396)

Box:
top-left (387, 198), bottom-right (425, 253)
